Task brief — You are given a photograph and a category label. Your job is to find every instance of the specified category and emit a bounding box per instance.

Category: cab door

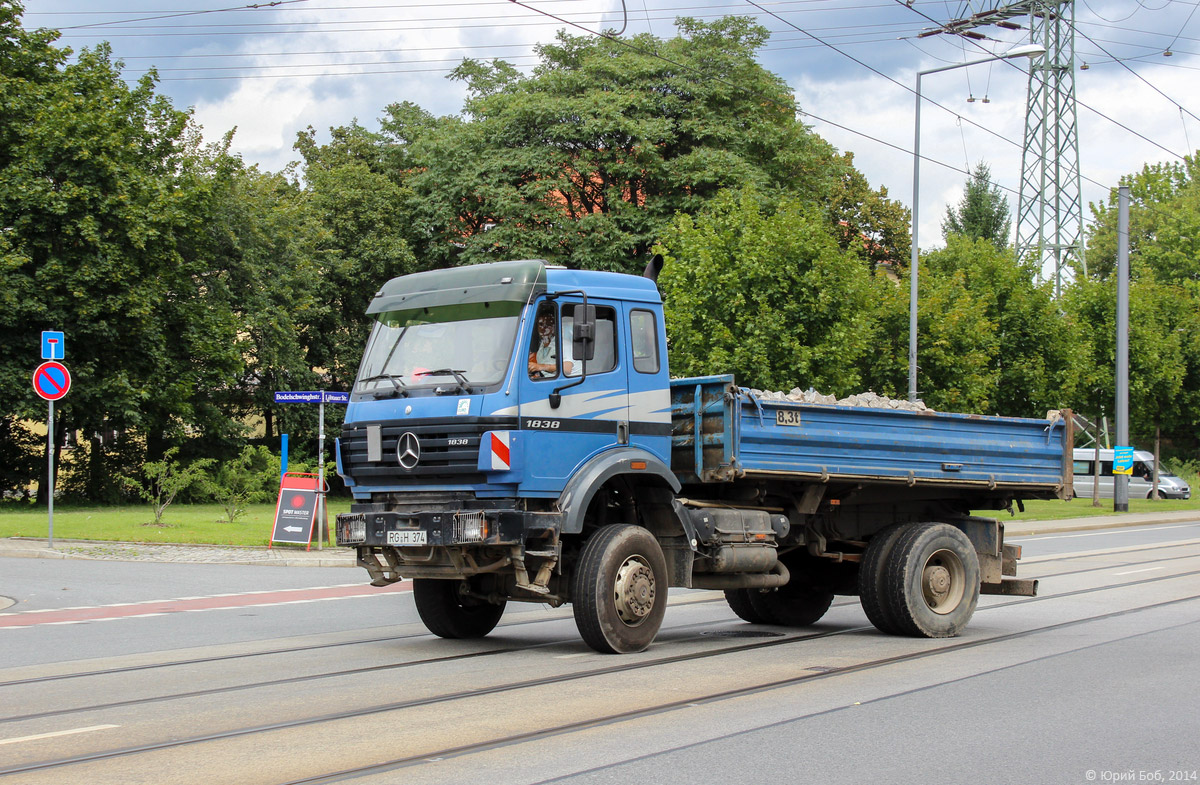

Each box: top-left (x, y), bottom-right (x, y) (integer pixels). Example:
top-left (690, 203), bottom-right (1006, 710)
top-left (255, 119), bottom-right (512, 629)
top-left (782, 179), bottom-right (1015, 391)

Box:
top-left (517, 297), bottom-right (628, 494)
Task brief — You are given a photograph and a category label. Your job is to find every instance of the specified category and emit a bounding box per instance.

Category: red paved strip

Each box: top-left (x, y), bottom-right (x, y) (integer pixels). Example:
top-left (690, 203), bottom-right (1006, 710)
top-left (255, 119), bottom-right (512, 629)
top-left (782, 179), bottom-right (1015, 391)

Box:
top-left (0, 581), bottom-right (412, 629)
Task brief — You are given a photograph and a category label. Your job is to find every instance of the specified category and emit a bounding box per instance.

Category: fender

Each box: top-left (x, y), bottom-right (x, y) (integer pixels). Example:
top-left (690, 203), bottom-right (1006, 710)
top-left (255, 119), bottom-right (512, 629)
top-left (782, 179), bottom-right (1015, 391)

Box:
top-left (557, 447), bottom-right (682, 535)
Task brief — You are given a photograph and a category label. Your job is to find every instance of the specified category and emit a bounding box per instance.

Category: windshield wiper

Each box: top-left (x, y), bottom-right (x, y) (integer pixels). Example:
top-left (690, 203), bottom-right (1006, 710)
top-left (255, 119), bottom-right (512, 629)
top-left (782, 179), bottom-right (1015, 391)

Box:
top-left (358, 373), bottom-right (408, 398)
top-left (424, 369), bottom-right (473, 394)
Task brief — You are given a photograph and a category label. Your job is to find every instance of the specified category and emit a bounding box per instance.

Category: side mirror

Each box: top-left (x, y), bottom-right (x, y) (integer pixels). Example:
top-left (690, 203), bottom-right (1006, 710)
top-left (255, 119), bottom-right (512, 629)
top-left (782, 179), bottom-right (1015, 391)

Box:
top-left (572, 304), bottom-right (596, 361)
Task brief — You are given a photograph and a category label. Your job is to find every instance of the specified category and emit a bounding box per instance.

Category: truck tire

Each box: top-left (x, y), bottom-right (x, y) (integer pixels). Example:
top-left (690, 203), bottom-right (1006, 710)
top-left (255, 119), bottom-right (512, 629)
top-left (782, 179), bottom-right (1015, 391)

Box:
top-left (858, 524), bottom-right (908, 634)
top-left (724, 589), bottom-right (770, 624)
top-left (882, 522), bottom-right (979, 638)
top-left (747, 581), bottom-right (834, 627)
top-left (412, 579), bottom-right (506, 639)
top-left (572, 524), bottom-right (668, 654)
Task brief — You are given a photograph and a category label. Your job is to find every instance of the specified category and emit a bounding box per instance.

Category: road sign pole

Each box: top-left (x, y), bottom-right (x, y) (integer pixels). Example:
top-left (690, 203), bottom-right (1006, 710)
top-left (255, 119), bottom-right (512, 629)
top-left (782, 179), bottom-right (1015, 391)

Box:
top-left (1115, 186), bottom-right (1130, 513)
top-left (317, 398), bottom-right (325, 551)
top-left (47, 400), bottom-right (54, 549)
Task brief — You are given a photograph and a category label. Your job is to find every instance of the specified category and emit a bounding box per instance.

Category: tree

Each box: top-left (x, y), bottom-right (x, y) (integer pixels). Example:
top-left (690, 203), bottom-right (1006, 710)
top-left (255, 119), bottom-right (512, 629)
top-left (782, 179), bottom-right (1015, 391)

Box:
top-left (1086, 154), bottom-right (1200, 284)
top-left (370, 17), bottom-right (878, 274)
top-left (656, 187), bottom-right (879, 393)
top-left (1063, 275), bottom-right (1189, 447)
top-left (1077, 153), bottom-right (1200, 456)
top-left (942, 162), bottom-right (1012, 249)
top-left (0, 6), bottom-right (331, 497)
top-left (921, 235), bottom-right (1082, 416)
top-left (294, 123), bottom-right (420, 392)
top-left (0, 24), bottom-right (216, 498)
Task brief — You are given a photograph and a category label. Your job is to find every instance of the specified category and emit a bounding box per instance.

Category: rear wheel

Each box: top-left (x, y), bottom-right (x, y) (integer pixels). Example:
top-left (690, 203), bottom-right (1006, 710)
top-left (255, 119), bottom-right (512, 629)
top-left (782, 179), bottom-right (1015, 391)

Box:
top-left (724, 589), bottom-right (770, 623)
top-left (412, 579), bottom-right (506, 639)
top-left (572, 524), bottom-right (668, 654)
top-left (858, 524), bottom-right (907, 634)
top-left (882, 523), bottom-right (979, 638)
top-left (747, 580), bottom-right (834, 627)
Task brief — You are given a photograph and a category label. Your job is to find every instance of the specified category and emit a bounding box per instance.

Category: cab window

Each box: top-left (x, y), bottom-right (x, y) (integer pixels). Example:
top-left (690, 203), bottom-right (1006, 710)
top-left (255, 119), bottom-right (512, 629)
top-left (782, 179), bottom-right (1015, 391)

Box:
top-left (528, 303), bottom-right (563, 379)
top-left (561, 306), bottom-right (617, 376)
top-left (630, 309), bottom-right (659, 374)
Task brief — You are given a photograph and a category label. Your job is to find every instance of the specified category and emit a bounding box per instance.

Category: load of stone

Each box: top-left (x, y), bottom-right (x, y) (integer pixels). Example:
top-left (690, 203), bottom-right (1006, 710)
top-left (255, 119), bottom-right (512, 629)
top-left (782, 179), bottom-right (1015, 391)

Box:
top-left (747, 387), bottom-right (934, 413)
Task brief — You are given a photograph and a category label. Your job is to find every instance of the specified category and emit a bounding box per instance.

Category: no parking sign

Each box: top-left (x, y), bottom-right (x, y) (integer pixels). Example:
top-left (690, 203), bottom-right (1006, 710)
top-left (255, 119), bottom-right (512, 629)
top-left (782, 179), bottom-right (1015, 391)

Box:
top-left (33, 361), bottom-right (71, 401)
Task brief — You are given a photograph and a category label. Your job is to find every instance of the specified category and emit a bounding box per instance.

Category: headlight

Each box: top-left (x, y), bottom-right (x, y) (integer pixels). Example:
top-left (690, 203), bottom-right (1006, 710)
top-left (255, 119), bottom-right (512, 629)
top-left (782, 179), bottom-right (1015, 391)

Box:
top-left (453, 511), bottom-right (488, 543)
top-left (337, 513), bottom-right (367, 545)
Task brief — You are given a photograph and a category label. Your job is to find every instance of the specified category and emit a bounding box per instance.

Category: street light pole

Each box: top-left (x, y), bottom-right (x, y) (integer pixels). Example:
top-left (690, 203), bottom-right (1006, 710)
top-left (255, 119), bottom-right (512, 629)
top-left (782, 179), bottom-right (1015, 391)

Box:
top-left (908, 43), bottom-right (1046, 402)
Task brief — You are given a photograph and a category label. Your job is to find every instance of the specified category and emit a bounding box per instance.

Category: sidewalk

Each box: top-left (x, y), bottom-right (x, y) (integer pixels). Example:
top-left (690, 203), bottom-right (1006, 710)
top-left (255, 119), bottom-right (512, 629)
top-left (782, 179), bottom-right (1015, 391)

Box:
top-left (0, 510), bottom-right (1196, 566)
top-left (0, 537), bottom-right (356, 567)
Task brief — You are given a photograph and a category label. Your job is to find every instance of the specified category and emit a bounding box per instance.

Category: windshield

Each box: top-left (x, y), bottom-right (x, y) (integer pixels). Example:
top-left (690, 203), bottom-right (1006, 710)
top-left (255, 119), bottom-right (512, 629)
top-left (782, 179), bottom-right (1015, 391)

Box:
top-left (355, 310), bottom-right (520, 395)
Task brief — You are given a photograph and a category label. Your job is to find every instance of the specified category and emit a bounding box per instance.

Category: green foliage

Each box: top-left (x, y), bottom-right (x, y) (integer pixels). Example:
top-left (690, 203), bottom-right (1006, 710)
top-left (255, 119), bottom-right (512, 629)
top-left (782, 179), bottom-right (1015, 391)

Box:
top-left (0, 417), bottom-right (39, 499)
top-left (657, 187), bottom-right (878, 393)
top-left (941, 162), bottom-right (1012, 249)
top-left (121, 447), bottom-right (214, 526)
top-left (1079, 152), bottom-right (1200, 453)
top-left (201, 445), bottom-right (281, 524)
top-left (1087, 154), bottom-right (1200, 283)
top-left (828, 157), bottom-right (912, 273)
top-left (372, 17), bottom-right (856, 273)
top-left (921, 236), bottom-right (1081, 416)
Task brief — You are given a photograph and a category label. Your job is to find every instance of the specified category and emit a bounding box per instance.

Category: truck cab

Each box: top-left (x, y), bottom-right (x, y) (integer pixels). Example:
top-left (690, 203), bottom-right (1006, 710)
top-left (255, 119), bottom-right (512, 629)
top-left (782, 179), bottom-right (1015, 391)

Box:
top-left (335, 260), bottom-right (683, 651)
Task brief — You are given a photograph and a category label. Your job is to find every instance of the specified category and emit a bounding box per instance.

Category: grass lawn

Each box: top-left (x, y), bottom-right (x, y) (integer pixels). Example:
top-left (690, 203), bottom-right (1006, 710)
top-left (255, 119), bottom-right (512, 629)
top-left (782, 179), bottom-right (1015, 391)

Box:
top-left (0, 500), bottom-right (354, 547)
top-left (976, 495), bottom-right (1200, 521)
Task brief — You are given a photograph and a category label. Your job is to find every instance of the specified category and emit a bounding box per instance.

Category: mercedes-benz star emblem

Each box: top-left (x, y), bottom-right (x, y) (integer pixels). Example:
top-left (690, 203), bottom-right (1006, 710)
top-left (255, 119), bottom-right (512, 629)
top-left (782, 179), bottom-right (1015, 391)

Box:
top-left (397, 432), bottom-right (421, 470)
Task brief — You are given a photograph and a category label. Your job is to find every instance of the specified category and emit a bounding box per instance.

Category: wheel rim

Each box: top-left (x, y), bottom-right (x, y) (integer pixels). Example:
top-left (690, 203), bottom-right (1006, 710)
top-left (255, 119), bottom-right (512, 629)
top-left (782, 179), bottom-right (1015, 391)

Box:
top-left (922, 548), bottom-right (966, 614)
top-left (613, 555), bottom-right (656, 626)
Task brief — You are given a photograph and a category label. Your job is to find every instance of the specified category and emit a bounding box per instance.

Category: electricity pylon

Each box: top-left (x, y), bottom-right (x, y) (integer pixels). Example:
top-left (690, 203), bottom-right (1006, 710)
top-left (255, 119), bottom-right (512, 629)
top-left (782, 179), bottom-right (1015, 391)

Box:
top-left (924, 0), bottom-right (1085, 295)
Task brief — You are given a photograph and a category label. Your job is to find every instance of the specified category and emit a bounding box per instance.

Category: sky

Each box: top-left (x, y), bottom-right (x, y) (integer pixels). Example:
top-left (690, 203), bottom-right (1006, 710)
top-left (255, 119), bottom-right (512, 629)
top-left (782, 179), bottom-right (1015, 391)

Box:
top-left (18, 0), bottom-right (1200, 263)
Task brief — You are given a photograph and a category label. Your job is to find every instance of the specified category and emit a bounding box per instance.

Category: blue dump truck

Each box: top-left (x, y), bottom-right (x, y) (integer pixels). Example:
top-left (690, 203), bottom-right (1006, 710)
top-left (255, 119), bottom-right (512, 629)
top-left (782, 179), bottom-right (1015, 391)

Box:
top-left (335, 260), bottom-right (1073, 653)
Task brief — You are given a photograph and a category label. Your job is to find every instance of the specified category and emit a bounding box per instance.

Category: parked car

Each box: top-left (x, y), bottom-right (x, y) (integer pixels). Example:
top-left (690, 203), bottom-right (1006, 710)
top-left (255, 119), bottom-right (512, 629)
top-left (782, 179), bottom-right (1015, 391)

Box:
top-left (1072, 448), bottom-right (1191, 500)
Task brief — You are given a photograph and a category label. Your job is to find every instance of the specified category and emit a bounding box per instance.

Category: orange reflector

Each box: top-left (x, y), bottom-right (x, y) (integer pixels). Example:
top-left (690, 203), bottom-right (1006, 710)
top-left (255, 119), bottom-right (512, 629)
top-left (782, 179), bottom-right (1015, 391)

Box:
top-left (630, 461), bottom-right (647, 470)
top-left (829, 499), bottom-right (841, 506)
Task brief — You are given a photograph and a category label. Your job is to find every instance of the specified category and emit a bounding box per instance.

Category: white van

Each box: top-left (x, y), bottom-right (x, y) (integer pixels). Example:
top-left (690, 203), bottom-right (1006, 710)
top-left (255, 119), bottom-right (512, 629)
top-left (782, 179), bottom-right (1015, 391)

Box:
top-left (1072, 448), bottom-right (1191, 500)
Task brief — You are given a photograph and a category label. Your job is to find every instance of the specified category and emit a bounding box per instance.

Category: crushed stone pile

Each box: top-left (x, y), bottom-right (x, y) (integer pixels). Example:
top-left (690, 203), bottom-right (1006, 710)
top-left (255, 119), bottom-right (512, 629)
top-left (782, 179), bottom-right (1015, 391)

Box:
top-left (748, 387), bottom-right (935, 413)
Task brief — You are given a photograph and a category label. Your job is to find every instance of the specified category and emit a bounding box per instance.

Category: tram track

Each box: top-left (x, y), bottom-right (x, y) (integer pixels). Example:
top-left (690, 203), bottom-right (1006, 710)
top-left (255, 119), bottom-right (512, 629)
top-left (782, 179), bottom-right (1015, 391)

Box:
top-left (277, 594), bottom-right (1200, 785)
top-left (2, 562), bottom-right (1197, 779)
top-left (1, 538), bottom-right (1196, 697)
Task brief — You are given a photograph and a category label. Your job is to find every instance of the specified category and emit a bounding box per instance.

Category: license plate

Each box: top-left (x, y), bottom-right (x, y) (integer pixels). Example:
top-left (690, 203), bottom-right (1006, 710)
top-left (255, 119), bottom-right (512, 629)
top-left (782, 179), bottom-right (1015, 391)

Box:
top-left (386, 529), bottom-right (428, 546)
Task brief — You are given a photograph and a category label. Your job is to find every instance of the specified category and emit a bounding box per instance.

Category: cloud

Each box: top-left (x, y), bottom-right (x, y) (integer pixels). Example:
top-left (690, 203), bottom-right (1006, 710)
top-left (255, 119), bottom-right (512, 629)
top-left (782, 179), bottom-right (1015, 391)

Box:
top-left (24, 0), bottom-right (1200, 248)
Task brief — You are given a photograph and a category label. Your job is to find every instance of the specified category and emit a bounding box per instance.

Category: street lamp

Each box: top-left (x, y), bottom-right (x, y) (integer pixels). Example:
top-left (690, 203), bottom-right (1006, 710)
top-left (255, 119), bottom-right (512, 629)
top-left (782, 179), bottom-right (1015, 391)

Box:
top-left (908, 43), bottom-right (1046, 402)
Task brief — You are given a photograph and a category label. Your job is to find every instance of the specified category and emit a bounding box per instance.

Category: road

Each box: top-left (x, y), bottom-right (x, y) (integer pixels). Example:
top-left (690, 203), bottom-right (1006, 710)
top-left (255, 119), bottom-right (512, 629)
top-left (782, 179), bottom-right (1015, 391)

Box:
top-left (1, 521), bottom-right (1198, 785)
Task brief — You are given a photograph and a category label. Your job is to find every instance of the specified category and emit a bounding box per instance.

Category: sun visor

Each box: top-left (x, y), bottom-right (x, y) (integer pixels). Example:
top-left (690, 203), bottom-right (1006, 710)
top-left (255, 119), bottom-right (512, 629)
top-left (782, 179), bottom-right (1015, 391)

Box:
top-left (366, 260), bottom-right (548, 322)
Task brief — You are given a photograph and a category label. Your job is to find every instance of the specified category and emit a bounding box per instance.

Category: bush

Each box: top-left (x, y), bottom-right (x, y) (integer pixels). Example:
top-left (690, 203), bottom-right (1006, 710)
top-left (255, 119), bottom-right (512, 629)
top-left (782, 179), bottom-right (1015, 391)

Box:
top-left (203, 445), bottom-right (285, 524)
top-left (121, 448), bottom-right (215, 526)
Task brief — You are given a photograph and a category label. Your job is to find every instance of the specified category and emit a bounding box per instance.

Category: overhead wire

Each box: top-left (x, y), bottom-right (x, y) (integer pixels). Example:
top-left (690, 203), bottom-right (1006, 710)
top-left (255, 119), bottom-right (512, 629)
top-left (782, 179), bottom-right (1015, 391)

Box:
top-left (889, 0), bottom-right (1188, 161)
top-left (1067, 17), bottom-right (1200, 126)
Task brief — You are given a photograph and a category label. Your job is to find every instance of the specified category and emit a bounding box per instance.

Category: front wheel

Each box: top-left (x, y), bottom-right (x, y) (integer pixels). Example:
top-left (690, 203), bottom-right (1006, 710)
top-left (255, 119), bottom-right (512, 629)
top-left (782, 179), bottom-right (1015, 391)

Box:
top-left (412, 579), bottom-right (506, 639)
top-left (572, 525), bottom-right (668, 654)
top-left (882, 523), bottom-right (979, 638)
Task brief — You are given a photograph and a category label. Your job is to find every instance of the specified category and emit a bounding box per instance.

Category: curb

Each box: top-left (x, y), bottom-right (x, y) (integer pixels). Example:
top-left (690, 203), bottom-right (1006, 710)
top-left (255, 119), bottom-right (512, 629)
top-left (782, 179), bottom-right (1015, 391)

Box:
top-left (0, 537), bottom-right (356, 567)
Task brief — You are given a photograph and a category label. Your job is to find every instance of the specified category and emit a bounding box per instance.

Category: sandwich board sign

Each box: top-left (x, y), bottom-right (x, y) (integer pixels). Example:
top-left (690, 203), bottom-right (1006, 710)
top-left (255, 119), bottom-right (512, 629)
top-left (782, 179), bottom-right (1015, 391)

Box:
top-left (269, 473), bottom-right (326, 550)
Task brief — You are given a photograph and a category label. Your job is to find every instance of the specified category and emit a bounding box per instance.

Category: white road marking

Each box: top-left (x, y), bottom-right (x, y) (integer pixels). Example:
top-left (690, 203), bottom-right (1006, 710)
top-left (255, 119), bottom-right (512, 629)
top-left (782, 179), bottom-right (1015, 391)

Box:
top-left (1113, 566), bottom-right (1166, 576)
top-left (0, 724), bottom-right (120, 747)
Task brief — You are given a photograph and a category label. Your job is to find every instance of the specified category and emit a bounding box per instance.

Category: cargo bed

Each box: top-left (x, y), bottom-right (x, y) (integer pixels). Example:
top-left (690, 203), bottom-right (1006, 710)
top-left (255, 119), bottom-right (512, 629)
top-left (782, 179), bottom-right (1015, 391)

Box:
top-left (670, 375), bottom-right (1072, 500)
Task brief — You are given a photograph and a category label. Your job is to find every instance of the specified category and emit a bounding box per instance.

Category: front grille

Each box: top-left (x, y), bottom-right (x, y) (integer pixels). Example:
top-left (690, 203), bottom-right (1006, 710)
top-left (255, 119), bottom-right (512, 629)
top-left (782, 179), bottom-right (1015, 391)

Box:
top-left (341, 417), bottom-right (517, 487)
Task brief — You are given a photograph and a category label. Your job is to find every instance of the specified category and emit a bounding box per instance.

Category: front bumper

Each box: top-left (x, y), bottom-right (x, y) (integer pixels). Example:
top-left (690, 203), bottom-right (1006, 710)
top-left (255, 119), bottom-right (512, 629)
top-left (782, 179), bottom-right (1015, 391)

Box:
top-left (336, 508), bottom-right (561, 548)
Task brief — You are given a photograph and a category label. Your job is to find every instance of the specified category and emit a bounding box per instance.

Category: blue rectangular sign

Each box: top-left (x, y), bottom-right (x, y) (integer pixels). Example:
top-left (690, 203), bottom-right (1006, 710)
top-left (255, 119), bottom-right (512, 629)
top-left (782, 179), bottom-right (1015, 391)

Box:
top-left (274, 391), bottom-right (349, 404)
top-left (1113, 446), bottom-right (1135, 476)
top-left (274, 391), bottom-right (322, 403)
top-left (41, 331), bottom-right (65, 360)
